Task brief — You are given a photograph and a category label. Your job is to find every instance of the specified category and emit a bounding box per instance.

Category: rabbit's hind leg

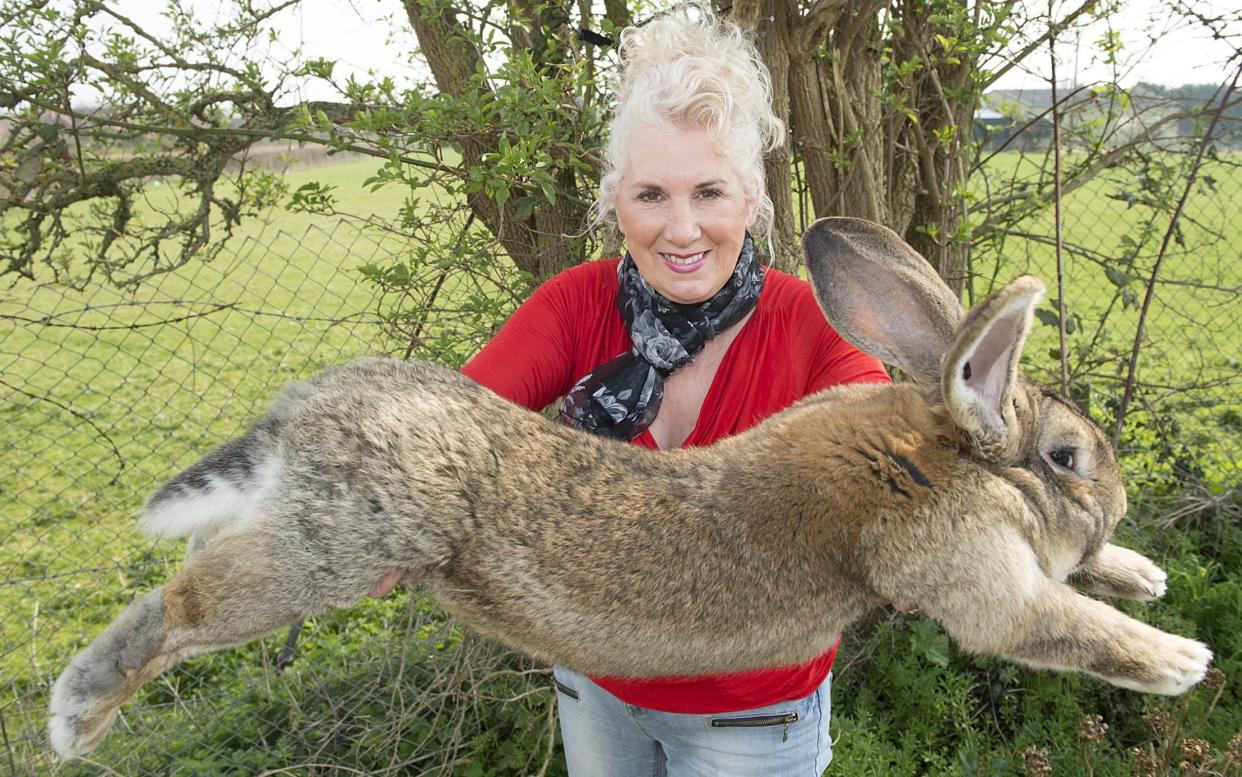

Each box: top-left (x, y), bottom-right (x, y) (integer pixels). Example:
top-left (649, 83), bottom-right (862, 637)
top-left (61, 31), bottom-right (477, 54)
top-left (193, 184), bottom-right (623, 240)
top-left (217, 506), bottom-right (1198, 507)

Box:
top-left (47, 588), bottom-right (174, 760)
top-left (48, 524), bottom-right (352, 761)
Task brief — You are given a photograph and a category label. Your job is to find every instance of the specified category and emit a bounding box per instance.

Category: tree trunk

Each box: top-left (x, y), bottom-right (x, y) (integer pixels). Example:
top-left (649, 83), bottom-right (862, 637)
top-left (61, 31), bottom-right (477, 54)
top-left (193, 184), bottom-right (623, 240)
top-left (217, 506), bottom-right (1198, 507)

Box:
top-left (403, 0), bottom-right (586, 281)
top-left (732, 0), bottom-right (800, 273)
top-left (891, 0), bottom-right (978, 296)
top-left (768, 0), bottom-right (986, 295)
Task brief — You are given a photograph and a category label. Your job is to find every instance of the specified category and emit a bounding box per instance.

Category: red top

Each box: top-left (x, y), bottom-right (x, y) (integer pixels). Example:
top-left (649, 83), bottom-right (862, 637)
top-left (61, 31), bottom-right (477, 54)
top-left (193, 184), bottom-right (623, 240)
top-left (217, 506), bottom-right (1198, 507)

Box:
top-left (462, 257), bottom-right (890, 713)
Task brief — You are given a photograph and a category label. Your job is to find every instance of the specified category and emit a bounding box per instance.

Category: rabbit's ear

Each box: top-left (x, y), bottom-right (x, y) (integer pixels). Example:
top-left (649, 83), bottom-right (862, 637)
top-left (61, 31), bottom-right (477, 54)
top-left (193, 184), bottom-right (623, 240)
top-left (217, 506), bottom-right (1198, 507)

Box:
top-left (940, 275), bottom-right (1045, 458)
top-left (802, 218), bottom-right (964, 381)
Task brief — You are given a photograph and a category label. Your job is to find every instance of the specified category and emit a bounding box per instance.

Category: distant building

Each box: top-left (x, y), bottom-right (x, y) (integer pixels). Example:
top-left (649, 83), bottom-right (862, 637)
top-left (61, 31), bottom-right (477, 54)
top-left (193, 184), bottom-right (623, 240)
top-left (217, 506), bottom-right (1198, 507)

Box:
top-left (974, 107), bottom-right (1012, 148)
top-left (977, 92), bottom-right (1054, 151)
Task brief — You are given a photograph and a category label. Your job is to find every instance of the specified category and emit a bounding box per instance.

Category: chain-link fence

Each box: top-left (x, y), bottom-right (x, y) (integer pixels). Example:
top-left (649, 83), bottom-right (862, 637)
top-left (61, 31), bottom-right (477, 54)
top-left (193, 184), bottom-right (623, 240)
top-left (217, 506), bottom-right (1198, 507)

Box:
top-left (3, 145), bottom-right (1239, 773)
top-left (969, 142), bottom-right (1240, 503)
top-left (2, 203), bottom-right (568, 774)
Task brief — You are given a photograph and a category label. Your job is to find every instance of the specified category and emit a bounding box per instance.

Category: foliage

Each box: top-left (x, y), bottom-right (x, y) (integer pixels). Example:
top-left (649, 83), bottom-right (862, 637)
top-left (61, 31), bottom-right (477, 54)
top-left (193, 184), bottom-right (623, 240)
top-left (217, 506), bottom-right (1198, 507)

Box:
top-left (1, 0), bottom-right (609, 361)
top-left (8, 0), bottom-right (1225, 288)
top-left (2, 1), bottom-right (1240, 774)
top-left (0, 0), bottom-right (283, 287)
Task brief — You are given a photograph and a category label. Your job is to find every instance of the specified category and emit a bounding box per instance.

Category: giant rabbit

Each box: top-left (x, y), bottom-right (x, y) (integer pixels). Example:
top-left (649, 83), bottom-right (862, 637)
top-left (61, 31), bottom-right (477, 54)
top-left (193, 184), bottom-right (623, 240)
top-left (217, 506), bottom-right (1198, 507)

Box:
top-left (48, 218), bottom-right (1212, 760)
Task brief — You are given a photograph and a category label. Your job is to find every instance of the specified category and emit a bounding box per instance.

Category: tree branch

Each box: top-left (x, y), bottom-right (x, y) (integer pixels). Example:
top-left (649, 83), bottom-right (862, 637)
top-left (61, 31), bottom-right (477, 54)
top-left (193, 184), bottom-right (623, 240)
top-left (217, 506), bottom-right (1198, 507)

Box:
top-left (982, 0), bottom-right (1098, 89)
top-left (1113, 65), bottom-right (1241, 444)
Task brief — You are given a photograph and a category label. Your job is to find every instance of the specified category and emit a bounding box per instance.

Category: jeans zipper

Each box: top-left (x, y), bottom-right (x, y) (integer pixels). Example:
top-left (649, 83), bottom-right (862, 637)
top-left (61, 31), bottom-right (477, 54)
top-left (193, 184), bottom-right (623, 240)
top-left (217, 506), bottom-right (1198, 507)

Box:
top-left (552, 678), bottom-right (579, 700)
top-left (710, 711), bottom-right (799, 742)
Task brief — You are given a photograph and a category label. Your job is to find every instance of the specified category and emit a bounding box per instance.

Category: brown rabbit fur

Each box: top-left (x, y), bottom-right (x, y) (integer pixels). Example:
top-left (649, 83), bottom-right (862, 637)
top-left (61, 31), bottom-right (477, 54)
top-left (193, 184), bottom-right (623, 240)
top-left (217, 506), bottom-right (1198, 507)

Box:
top-left (48, 218), bottom-right (1211, 761)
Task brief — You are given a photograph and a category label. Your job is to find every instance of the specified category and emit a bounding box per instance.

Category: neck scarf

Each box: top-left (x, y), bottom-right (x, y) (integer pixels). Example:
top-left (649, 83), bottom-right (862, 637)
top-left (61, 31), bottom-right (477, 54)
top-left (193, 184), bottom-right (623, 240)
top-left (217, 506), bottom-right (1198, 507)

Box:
top-left (559, 234), bottom-right (765, 440)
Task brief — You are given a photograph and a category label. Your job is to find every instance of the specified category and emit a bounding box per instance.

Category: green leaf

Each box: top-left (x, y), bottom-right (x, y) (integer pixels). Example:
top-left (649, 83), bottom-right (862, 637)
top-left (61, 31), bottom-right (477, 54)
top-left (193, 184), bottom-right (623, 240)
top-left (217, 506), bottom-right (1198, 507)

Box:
top-left (513, 196), bottom-right (535, 222)
top-left (910, 619), bottom-right (951, 667)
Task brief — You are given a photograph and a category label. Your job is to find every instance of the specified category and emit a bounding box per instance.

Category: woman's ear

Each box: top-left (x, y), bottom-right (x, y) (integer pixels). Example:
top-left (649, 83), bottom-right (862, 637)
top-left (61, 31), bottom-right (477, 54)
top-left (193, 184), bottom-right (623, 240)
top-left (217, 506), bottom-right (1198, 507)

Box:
top-left (745, 199), bottom-right (759, 228)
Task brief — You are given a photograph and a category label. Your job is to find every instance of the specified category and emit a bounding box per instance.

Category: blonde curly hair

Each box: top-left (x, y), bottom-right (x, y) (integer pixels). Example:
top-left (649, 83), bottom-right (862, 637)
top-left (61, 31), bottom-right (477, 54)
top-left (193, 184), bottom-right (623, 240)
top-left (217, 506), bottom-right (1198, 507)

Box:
top-left (593, 9), bottom-right (785, 246)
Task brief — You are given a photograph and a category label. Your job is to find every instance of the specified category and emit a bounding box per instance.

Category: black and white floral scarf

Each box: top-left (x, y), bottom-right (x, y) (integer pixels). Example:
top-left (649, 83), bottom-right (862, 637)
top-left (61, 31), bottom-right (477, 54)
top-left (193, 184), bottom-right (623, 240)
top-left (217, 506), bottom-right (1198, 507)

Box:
top-left (559, 234), bottom-right (765, 440)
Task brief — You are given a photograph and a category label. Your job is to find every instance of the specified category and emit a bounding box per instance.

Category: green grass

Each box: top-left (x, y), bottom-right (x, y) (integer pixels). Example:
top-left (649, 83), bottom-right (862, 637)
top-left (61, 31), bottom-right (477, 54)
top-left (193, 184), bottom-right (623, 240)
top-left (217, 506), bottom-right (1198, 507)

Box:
top-left (968, 150), bottom-right (1240, 490)
top-left (2, 159), bottom-right (401, 711)
top-left (0, 154), bottom-right (539, 773)
top-left (2, 151), bottom-right (1238, 774)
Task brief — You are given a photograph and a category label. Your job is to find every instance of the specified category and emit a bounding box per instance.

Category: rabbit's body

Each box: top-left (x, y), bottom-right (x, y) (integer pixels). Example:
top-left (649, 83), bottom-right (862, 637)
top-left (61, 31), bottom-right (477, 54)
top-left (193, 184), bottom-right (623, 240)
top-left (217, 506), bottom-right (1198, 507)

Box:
top-left (48, 219), bottom-right (1212, 761)
top-left (145, 358), bottom-right (888, 677)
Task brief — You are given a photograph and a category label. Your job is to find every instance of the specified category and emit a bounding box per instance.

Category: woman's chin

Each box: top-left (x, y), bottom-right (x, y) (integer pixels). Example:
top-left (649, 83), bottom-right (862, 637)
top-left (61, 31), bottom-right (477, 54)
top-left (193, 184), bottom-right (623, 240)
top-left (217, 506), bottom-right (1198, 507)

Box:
top-left (656, 278), bottom-right (718, 305)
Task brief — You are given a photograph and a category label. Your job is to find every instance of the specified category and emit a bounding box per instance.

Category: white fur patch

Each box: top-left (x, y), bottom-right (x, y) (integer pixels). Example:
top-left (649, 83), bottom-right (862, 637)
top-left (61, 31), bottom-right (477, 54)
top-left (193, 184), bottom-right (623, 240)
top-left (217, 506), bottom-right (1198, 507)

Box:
top-left (47, 712), bottom-right (81, 761)
top-left (47, 665), bottom-right (88, 760)
top-left (139, 455), bottom-right (280, 538)
top-left (1048, 546), bottom-right (1083, 582)
top-left (1016, 544), bottom-right (1044, 602)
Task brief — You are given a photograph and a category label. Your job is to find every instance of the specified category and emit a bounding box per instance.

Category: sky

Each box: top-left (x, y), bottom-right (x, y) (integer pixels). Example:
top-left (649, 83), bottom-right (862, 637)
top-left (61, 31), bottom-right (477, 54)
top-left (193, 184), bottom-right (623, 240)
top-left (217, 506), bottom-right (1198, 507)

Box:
top-left (93, 0), bottom-right (1240, 103)
top-left (986, 0), bottom-right (1239, 91)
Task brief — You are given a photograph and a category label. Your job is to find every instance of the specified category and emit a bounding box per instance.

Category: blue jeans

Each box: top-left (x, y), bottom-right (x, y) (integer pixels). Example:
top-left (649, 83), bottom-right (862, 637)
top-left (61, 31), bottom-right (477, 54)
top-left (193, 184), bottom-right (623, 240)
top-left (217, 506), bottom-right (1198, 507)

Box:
top-left (552, 667), bottom-right (833, 777)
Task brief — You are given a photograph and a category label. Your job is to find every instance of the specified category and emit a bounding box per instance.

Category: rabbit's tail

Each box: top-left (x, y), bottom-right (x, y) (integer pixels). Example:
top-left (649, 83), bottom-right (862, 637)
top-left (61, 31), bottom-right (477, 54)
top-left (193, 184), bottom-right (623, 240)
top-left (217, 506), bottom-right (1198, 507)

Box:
top-left (139, 380), bottom-right (313, 539)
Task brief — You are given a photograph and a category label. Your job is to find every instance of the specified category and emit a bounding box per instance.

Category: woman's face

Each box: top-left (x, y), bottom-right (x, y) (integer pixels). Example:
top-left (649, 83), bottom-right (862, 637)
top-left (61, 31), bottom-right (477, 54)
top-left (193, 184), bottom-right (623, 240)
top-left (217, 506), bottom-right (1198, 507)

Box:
top-left (614, 124), bottom-right (757, 305)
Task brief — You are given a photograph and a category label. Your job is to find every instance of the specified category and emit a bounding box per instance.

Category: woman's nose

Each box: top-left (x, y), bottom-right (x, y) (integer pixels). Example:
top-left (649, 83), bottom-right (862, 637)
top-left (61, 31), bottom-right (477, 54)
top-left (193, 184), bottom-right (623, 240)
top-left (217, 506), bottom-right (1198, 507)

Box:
top-left (663, 200), bottom-right (702, 245)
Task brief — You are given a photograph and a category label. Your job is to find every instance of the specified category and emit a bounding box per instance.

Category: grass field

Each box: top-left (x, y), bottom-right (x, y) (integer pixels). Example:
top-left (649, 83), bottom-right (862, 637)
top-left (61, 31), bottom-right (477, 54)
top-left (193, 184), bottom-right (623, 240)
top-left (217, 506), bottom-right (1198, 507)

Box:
top-left (968, 150), bottom-right (1240, 490)
top-left (0, 160), bottom-right (408, 752)
top-left (2, 151), bottom-right (1238, 774)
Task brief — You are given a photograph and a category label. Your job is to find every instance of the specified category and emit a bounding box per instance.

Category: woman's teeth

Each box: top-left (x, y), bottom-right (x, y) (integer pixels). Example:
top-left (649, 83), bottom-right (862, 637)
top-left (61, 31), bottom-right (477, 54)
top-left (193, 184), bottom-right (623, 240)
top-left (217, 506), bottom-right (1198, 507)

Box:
top-left (663, 251), bottom-right (707, 266)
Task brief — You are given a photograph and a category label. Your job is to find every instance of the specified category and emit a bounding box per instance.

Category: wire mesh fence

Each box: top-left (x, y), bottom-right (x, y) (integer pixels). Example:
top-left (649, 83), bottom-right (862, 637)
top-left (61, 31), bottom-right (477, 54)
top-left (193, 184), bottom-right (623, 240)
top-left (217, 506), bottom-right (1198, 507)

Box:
top-left (2, 144), bottom-right (1238, 774)
top-left (970, 145), bottom-right (1240, 503)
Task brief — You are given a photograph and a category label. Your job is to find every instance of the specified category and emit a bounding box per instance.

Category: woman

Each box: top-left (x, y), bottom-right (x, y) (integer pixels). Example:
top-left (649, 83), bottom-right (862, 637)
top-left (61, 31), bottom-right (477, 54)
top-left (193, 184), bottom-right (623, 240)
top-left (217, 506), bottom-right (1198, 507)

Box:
top-left (376, 11), bottom-right (888, 775)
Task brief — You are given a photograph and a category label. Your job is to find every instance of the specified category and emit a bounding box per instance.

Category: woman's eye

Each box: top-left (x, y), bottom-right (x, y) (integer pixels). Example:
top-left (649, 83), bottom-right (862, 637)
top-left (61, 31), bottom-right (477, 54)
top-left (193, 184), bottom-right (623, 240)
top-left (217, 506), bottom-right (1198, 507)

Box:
top-left (696, 188), bottom-right (723, 200)
top-left (1049, 449), bottom-right (1076, 470)
top-left (637, 190), bottom-right (663, 203)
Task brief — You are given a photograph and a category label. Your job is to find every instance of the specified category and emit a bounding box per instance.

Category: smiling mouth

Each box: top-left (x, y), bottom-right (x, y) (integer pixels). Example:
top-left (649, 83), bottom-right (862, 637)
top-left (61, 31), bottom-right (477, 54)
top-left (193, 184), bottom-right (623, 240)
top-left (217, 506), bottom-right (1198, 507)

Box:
top-left (661, 250), bottom-right (709, 273)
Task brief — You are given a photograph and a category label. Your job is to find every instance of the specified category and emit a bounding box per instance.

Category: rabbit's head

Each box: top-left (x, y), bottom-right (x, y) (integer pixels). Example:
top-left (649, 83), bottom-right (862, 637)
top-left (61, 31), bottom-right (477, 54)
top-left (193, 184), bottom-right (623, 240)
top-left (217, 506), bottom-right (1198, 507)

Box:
top-left (802, 218), bottom-right (1126, 580)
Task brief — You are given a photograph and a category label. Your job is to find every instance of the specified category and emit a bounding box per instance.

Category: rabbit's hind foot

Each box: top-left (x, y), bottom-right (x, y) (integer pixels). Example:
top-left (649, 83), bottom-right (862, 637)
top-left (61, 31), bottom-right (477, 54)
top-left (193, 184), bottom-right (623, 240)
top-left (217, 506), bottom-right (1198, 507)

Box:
top-left (47, 590), bottom-right (173, 760)
top-left (47, 526), bottom-right (318, 760)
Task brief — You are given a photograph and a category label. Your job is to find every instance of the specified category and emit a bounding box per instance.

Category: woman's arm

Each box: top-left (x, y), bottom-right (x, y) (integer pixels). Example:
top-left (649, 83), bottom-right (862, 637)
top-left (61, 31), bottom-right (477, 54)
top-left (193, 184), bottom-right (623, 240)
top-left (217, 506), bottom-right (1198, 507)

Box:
top-left (462, 267), bottom-right (597, 409)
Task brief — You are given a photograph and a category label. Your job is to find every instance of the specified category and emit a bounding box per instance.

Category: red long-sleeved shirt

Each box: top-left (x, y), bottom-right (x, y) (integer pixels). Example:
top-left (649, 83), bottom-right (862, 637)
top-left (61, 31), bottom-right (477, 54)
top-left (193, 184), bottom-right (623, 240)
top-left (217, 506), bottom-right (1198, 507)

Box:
top-left (462, 257), bottom-right (889, 713)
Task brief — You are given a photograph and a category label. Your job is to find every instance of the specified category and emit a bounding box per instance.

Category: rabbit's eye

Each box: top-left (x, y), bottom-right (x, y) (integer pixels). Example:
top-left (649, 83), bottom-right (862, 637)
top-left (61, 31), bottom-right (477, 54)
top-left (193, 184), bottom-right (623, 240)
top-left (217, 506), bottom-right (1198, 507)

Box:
top-left (1049, 449), bottom-right (1076, 470)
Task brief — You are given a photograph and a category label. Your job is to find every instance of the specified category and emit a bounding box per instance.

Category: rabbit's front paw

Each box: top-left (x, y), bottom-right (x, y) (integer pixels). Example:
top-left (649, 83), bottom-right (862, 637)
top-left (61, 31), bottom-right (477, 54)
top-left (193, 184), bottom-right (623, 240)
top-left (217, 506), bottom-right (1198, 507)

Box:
top-left (1126, 554), bottom-right (1167, 601)
top-left (1075, 545), bottom-right (1167, 601)
top-left (1141, 634), bottom-right (1212, 696)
